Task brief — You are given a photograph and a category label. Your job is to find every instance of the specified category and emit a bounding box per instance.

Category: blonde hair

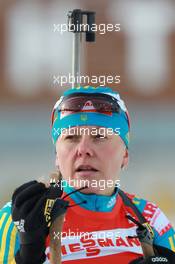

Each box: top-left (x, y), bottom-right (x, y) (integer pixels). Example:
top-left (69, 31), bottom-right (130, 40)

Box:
top-left (49, 171), bottom-right (62, 182)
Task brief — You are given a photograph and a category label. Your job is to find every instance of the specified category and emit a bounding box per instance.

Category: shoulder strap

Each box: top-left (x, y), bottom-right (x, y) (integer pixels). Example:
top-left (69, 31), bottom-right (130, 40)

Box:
top-left (118, 189), bottom-right (147, 224)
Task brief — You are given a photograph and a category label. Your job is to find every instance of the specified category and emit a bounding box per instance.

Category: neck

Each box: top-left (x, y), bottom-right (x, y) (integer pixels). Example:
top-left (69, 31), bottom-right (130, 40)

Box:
top-left (63, 183), bottom-right (118, 212)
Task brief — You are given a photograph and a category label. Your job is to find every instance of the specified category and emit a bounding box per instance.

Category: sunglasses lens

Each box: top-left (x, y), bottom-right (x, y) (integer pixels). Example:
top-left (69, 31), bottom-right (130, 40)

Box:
top-left (92, 99), bottom-right (112, 112)
top-left (58, 95), bottom-right (120, 113)
top-left (59, 97), bottom-right (83, 111)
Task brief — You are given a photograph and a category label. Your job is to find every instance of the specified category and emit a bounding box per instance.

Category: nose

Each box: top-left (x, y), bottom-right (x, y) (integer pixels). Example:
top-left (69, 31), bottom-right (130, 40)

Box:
top-left (76, 136), bottom-right (94, 157)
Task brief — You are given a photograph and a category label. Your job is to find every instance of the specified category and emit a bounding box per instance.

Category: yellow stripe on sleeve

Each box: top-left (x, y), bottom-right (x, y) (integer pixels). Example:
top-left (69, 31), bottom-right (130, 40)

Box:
top-left (169, 235), bottom-right (175, 252)
top-left (0, 212), bottom-right (8, 263)
top-left (1, 214), bottom-right (13, 262)
top-left (0, 213), bottom-right (7, 230)
top-left (7, 224), bottom-right (18, 263)
top-left (10, 259), bottom-right (16, 264)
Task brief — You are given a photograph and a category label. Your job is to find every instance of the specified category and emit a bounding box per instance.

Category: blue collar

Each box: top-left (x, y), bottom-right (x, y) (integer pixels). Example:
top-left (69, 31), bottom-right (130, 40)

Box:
top-left (63, 184), bottom-right (118, 212)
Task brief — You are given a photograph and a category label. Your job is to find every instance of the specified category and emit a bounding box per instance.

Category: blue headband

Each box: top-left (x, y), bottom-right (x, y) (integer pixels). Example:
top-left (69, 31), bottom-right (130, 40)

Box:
top-left (51, 86), bottom-right (130, 148)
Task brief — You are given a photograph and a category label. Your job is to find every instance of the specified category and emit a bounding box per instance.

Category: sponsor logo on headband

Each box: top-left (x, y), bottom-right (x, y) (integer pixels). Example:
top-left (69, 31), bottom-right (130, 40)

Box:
top-left (80, 114), bottom-right (88, 121)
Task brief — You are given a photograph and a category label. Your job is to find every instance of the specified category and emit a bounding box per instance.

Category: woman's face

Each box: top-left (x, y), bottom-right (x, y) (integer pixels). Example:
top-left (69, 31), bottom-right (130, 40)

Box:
top-left (55, 126), bottom-right (128, 195)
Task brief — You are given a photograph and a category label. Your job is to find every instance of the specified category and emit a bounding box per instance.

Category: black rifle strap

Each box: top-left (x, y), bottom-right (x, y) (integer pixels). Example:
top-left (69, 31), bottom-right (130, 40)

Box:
top-left (118, 189), bottom-right (147, 224)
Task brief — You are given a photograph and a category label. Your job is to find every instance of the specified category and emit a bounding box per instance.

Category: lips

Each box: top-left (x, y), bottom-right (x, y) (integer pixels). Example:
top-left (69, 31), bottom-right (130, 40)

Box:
top-left (75, 165), bottom-right (98, 172)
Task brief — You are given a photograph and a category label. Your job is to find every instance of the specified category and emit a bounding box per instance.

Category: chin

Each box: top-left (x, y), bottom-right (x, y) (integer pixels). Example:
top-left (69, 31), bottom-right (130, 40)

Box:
top-left (79, 187), bottom-right (105, 195)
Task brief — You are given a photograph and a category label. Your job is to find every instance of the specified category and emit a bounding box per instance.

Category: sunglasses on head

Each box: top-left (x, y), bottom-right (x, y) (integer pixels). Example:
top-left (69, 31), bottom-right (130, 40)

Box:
top-left (59, 93), bottom-right (121, 112)
top-left (51, 93), bottom-right (121, 125)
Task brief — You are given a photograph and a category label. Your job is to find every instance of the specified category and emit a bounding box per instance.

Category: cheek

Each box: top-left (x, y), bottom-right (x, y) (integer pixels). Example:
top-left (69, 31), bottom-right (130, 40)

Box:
top-left (58, 148), bottom-right (67, 162)
top-left (104, 146), bottom-right (124, 171)
top-left (105, 144), bottom-right (122, 160)
top-left (57, 151), bottom-right (68, 169)
top-left (56, 144), bottom-right (74, 174)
